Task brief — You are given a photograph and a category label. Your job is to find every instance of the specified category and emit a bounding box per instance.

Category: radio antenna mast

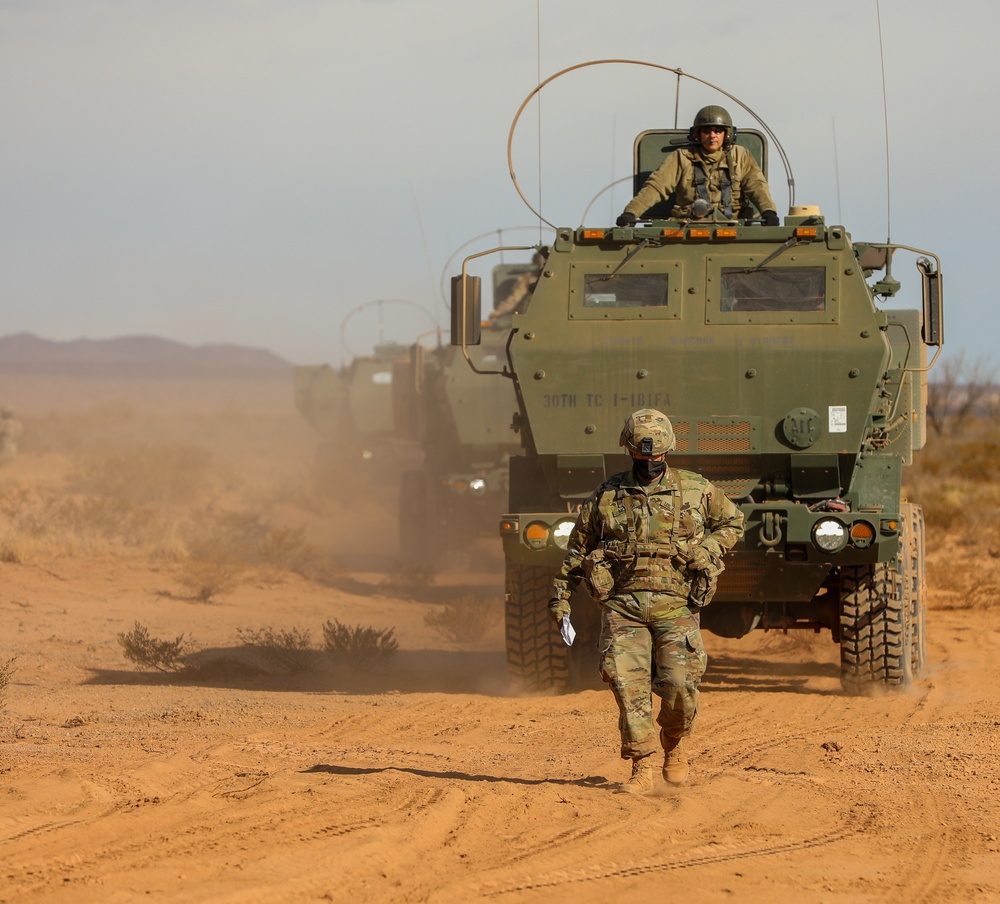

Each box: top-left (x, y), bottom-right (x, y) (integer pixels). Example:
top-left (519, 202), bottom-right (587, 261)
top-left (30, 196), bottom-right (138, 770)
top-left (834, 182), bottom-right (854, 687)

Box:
top-left (877, 0), bottom-right (892, 244)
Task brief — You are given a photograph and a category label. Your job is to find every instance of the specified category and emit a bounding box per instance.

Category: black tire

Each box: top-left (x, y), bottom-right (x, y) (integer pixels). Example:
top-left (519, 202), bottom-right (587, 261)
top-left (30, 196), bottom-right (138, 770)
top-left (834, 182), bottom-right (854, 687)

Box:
top-left (505, 562), bottom-right (569, 692)
top-left (905, 502), bottom-right (928, 677)
top-left (839, 512), bottom-right (917, 694)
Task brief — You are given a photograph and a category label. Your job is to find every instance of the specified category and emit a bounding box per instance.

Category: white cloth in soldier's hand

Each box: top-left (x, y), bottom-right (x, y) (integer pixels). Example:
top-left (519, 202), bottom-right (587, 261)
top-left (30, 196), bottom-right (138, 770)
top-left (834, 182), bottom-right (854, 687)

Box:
top-left (560, 615), bottom-right (576, 646)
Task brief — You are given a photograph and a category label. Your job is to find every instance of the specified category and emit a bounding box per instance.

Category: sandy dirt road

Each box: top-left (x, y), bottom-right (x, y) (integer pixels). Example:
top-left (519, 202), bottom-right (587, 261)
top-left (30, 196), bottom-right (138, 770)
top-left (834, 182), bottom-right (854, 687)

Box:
top-left (3, 554), bottom-right (998, 903)
top-left (1, 373), bottom-right (998, 903)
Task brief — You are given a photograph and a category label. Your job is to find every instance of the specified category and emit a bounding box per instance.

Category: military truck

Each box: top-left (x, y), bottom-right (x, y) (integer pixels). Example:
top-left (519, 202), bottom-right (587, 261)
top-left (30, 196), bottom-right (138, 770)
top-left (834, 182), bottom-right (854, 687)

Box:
top-left (294, 341), bottom-right (418, 480)
top-left (395, 262), bottom-right (531, 561)
top-left (451, 81), bottom-right (943, 695)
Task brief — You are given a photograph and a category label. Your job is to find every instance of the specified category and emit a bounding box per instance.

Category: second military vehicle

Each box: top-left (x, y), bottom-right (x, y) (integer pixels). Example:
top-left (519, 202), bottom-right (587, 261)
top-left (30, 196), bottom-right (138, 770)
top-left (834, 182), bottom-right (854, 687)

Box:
top-left (395, 262), bottom-right (531, 562)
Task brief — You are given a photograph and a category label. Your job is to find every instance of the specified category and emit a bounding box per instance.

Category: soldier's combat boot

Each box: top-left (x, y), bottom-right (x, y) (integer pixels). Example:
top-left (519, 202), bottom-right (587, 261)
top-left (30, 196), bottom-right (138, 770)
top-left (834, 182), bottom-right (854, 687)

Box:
top-left (617, 755), bottom-right (655, 794)
top-left (662, 734), bottom-right (689, 785)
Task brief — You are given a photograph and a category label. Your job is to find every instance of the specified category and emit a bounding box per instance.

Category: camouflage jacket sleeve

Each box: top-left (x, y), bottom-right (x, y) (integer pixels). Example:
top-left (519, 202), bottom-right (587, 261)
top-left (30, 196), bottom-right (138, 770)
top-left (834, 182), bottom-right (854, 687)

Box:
top-left (697, 481), bottom-right (745, 560)
top-left (623, 152), bottom-right (685, 218)
top-left (734, 146), bottom-right (777, 214)
top-left (549, 487), bottom-right (606, 603)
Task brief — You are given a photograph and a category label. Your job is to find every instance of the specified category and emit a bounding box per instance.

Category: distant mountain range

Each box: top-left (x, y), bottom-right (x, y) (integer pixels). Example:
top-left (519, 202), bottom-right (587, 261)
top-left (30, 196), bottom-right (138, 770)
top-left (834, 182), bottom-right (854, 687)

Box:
top-left (0, 333), bottom-right (291, 377)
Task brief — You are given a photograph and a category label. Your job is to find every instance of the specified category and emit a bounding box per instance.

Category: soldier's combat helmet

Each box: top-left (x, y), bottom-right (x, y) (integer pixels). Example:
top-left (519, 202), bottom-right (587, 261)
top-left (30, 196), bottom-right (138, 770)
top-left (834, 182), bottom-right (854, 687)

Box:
top-left (619, 408), bottom-right (676, 457)
top-left (689, 105), bottom-right (735, 147)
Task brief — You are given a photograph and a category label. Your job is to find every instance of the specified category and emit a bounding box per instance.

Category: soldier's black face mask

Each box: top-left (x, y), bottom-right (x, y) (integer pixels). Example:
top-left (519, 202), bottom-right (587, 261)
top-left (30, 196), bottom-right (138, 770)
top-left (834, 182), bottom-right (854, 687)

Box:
top-left (632, 457), bottom-right (666, 483)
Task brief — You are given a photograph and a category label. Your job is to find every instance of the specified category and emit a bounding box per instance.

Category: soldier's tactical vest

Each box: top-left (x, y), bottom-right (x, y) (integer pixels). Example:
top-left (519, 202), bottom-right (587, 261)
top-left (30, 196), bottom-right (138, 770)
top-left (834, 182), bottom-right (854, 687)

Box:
top-left (691, 149), bottom-right (754, 220)
top-left (597, 470), bottom-right (689, 595)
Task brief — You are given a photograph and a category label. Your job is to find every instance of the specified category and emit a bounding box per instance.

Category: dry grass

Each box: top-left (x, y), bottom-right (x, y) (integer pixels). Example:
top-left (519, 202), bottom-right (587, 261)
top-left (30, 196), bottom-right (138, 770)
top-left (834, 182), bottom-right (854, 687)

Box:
top-left (906, 418), bottom-right (1000, 538)
top-left (71, 443), bottom-right (214, 505)
top-left (906, 415), bottom-right (1000, 613)
top-left (0, 657), bottom-right (15, 698)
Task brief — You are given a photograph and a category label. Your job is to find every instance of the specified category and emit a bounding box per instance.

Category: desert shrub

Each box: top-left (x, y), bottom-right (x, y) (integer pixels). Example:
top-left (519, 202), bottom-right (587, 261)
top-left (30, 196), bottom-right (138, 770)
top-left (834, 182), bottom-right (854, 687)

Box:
top-left (235, 625), bottom-right (313, 673)
top-left (0, 535), bottom-right (23, 564)
top-left (118, 622), bottom-right (192, 672)
top-left (322, 619), bottom-right (398, 669)
top-left (175, 536), bottom-right (246, 602)
top-left (256, 525), bottom-right (323, 574)
top-left (424, 594), bottom-right (502, 644)
top-left (0, 657), bottom-right (15, 698)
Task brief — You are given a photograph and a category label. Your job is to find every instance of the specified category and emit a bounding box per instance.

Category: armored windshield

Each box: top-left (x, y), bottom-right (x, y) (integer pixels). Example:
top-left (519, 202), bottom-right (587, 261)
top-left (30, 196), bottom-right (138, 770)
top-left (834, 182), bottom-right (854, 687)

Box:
top-left (583, 273), bottom-right (669, 309)
top-left (720, 267), bottom-right (825, 312)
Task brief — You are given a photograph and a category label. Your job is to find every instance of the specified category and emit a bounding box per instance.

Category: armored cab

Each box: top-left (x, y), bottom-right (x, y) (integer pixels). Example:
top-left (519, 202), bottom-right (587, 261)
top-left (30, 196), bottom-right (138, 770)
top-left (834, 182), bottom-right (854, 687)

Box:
top-left (452, 127), bottom-right (942, 694)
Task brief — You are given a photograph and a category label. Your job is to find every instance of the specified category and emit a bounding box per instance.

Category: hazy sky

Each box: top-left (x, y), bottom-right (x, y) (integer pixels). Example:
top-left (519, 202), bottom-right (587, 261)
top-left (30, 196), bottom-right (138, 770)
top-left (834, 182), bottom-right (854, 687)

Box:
top-left (1, 0), bottom-right (994, 366)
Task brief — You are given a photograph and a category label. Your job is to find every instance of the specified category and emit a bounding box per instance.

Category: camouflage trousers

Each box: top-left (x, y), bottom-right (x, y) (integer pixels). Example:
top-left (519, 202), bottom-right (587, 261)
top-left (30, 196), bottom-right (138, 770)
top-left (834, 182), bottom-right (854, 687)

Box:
top-left (598, 600), bottom-right (707, 760)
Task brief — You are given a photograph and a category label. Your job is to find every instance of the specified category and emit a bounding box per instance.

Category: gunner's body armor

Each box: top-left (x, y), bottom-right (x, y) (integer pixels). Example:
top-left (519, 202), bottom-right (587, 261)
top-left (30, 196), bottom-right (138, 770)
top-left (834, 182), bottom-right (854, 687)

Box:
top-left (623, 144), bottom-right (776, 221)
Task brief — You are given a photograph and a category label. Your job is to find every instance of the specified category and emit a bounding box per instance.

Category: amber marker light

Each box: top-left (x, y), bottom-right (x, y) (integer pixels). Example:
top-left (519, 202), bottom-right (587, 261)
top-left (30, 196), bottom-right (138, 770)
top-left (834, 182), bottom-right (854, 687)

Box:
top-left (581, 229), bottom-right (606, 240)
top-left (795, 227), bottom-right (818, 239)
top-left (500, 518), bottom-right (520, 534)
top-left (688, 228), bottom-right (711, 238)
top-left (849, 521), bottom-right (876, 548)
top-left (715, 228), bottom-right (737, 238)
top-left (660, 229), bottom-right (684, 238)
top-left (524, 521), bottom-right (551, 549)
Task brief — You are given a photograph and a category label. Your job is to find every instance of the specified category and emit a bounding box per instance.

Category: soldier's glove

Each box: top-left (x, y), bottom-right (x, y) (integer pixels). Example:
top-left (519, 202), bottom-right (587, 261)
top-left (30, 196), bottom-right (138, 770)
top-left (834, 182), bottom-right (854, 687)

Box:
top-left (548, 597), bottom-right (571, 624)
top-left (687, 545), bottom-right (715, 572)
top-left (616, 211), bottom-right (637, 228)
top-left (762, 209), bottom-right (780, 226)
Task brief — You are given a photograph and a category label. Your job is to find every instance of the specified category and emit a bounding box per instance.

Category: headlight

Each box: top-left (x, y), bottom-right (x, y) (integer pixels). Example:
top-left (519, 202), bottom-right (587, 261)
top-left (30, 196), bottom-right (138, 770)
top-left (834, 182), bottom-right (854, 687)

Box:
top-left (812, 518), bottom-right (848, 553)
top-left (552, 519), bottom-right (577, 550)
top-left (468, 477), bottom-right (487, 497)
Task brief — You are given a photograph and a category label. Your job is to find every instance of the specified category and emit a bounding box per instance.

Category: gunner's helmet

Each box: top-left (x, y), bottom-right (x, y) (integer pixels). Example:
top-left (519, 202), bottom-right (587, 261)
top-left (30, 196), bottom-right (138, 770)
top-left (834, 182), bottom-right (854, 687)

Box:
top-left (688, 105), bottom-right (736, 147)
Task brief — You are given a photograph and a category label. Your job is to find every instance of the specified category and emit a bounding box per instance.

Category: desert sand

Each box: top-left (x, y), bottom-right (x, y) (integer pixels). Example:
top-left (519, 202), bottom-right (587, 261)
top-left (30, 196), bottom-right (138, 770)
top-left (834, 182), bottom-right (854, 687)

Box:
top-left (1, 370), bottom-right (998, 903)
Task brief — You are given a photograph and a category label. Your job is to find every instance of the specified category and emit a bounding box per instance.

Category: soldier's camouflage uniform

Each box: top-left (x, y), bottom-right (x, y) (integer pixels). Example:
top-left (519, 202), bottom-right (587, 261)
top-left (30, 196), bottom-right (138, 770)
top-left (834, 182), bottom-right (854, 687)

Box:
top-left (550, 466), bottom-right (744, 759)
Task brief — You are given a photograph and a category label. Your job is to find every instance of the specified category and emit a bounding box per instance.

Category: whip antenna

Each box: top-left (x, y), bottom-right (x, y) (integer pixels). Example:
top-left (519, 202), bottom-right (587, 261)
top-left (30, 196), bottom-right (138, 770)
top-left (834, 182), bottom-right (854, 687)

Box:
top-left (535, 0), bottom-right (543, 243)
top-left (674, 68), bottom-right (683, 128)
top-left (877, 0), bottom-right (892, 243)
